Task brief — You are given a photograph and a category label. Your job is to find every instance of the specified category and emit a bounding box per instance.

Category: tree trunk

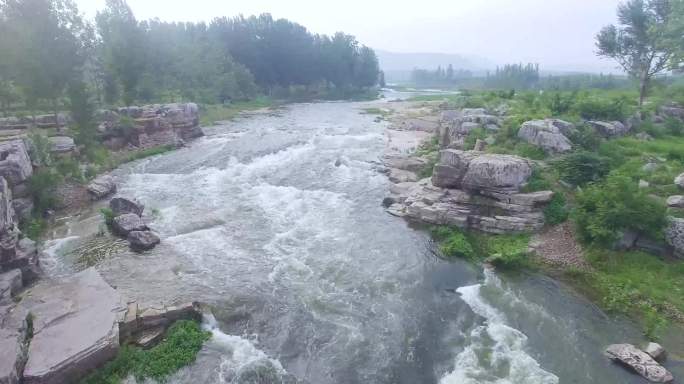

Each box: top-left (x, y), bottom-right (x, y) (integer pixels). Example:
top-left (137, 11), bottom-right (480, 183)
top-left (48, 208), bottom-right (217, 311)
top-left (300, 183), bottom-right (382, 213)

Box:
top-left (638, 72), bottom-right (649, 107)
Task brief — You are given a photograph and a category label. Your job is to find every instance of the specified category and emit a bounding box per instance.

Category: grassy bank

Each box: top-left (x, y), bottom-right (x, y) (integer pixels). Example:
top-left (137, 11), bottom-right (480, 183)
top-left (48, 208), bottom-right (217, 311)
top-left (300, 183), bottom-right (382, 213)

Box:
top-left (81, 320), bottom-right (211, 384)
top-left (199, 97), bottom-right (275, 126)
top-left (415, 86), bottom-right (684, 339)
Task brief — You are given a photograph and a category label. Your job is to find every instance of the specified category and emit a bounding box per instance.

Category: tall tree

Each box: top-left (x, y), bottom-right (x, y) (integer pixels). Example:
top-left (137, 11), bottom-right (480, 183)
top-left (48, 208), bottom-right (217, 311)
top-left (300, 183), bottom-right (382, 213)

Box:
top-left (596, 0), bottom-right (681, 105)
top-left (96, 0), bottom-right (145, 106)
top-left (1, 0), bottom-right (89, 114)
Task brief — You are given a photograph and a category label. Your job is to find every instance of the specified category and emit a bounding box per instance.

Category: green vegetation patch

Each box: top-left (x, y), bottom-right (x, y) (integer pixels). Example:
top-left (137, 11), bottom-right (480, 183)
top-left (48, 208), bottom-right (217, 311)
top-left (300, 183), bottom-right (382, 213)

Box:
top-left (431, 226), bottom-right (531, 269)
top-left (569, 248), bottom-right (684, 339)
top-left (81, 320), bottom-right (211, 384)
top-left (200, 98), bottom-right (273, 126)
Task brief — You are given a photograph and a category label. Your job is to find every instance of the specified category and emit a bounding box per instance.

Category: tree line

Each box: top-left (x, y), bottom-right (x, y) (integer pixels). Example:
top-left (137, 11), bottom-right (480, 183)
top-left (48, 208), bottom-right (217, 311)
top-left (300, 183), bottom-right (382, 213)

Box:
top-left (0, 0), bottom-right (381, 115)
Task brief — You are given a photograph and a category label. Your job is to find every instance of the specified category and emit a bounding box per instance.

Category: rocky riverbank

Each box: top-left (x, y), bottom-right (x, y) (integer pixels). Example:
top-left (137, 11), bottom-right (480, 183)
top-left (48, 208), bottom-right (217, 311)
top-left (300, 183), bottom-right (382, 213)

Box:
top-left (0, 102), bottom-right (212, 383)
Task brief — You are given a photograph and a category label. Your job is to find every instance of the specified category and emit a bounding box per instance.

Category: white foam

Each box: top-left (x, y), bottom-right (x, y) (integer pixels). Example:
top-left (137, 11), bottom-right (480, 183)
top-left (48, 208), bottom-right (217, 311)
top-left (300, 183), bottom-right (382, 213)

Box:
top-left (202, 314), bottom-right (287, 381)
top-left (440, 270), bottom-right (559, 384)
top-left (40, 236), bottom-right (80, 274)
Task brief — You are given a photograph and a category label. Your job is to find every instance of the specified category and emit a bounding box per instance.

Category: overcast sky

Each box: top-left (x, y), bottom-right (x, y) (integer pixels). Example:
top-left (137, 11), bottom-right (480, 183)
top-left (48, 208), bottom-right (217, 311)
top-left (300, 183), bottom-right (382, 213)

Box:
top-left (76, 0), bottom-right (624, 73)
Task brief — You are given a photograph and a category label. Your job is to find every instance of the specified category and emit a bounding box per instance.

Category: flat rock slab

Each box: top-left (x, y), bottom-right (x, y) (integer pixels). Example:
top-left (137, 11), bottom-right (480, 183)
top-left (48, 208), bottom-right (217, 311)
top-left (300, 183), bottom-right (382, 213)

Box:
top-left (19, 268), bottom-right (124, 384)
top-left (0, 326), bottom-right (26, 384)
top-left (605, 343), bottom-right (673, 383)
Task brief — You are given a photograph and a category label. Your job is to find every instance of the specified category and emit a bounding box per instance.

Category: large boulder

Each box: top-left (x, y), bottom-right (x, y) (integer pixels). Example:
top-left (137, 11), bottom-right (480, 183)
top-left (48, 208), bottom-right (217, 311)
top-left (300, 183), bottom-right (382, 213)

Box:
top-left (112, 213), bottom-right (147, 236)
top-left (0, 269), bottom-right (22, 305)
top-left (86, 176), bottom-right (117, 200)
top-left (127, 231), bottom-right (160, 251)
top-left (432, 150), bottom-right (532, 192)
top-left (675, 173), bottom-right (684, 189)
top-left (109, 197), bottom-right (144, 217)
top-left (518, 119), bottom-right (573, 153)
top-left (667, 195), bottom-right (684, 208)
top-left (47, 136), bottom-right (75, 154)
top-left (605, 344), bottom-right (673, 383)
top-left (659, 104), bottom-right (684, 120)
top-left (0, 140), bottom-right (32, 187)
top-left (665, 218), bottom-right (684, 258)
top-left (19, 268), bottom-right (124, 384)
top-left (589, 121), bottom-right (630, 137)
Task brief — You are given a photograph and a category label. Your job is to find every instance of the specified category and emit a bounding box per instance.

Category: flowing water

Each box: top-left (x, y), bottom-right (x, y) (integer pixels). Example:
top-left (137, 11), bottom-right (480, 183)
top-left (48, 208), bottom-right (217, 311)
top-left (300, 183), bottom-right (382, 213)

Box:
top-left (43, 93), bottom-right (683, 383)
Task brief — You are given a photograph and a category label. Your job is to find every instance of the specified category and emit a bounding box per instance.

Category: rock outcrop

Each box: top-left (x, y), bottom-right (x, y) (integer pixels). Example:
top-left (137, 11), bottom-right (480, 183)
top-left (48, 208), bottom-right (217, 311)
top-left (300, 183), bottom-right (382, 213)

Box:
top-left (17, 268), bottom-right (124, 384)
top-left (386, 150), bottom-right (552, 234)
top-left (517, 119), bottom-right (573, 153)
top-left (589, 121), bottom-right (630, 137)
top-left (660, 104), bottom-right (684, 120)
top-left (0, 176), bottom-right (39, 286)
top-left (0, 140), bottom-right (33, 198)
top-left (605, 343), bottom-right (673, 383)
top-left (665, 218), bottom-right (684, 258)
top-left (437, 109), bottom-right (500, 149)
top-left (0, 319), bottom-right (29, 384)
top-left (119, 301), bottom-right (201, 348)
top-left (47, 136), bottom-right (76, 155)
top-left (99, 103), bottom-right (202, 150)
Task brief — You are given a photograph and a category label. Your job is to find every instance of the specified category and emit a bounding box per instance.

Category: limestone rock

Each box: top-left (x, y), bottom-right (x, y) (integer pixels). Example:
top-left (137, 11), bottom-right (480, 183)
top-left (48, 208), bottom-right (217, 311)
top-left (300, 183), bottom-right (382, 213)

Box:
top-left (636, 132), bottom-right (654, 141)
top-left (644, 342), bottom-right (666, 362)
top-left (0, 269), bottom-right (22, 304)
top-left (461, 154), bottom-right (532, 191)
top-left (589, 121), bottom-right (630, 137)
top-left (11, 198), bottom-right (33, 224)
top-left (87, 176), bottom-right (117, 200)
top-left (605, 343), bottom-right (673, 383)
top-left (112, 214), bottom-right (147, 236)
top-left (110, 197), bottom-right (144, 217)
top-left (0, 177), bottom-right (15, 233)
top-left (20, 268), bottom-right (124, 384)
top-left (660, 104), bottom-right (684, 120)
top-left (127, 231), bottom-right (160, 251)
top-left (47, 136), bottom-right (75, 154)
top-left (675, 173), bottom-right (684, 189)
top-left (667, 195), bottom-right (684, 208)
top-left (438, 109), bottom-right (500, 149)
top-left (0, 140), bottom-right (32, 187)
top-left (388, 168), bottom-right (418, 183)
top-left (518, 119), bottom-right (573, 153)
top-left (0, 326), bottom-right (27, 384)
top-left (665, 218), bottom-right (684, 258)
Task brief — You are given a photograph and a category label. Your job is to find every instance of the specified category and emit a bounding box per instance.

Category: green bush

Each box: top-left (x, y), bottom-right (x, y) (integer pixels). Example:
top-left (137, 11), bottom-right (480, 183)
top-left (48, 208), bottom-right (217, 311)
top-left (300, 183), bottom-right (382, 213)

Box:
top-left (55, 158), bottom-right (83, 181)
top-left (521, 168), bottom-right (552, 192)
top-left (27, 169), bottom-right (63, 214)
top-left (573, 95), bottom-right (629, 121)
top-left (464, 127), bottom-right (486, 150)
top-left (21, 218), bottom-right (47, 240)
top-left (665, 117), bottom-right (684, 136)
top-left (567, 123), bottom-right (601, 151)
top-left (440, 230), bottom-right (475, 259)
top-left (484, 234), bottom-right (531, 269)
top-left (100, 208), bottom-right (115, 226)
top-left (81, 320), bottom-right (211, 384)
top-left (544, 193), bottom-right (569, 226)
top-left (553, 151), bottom-right (611, 186)
top-left (27, 132), bottom-right (53, 167)
top-left (574, 174), bottom-right (667, 245)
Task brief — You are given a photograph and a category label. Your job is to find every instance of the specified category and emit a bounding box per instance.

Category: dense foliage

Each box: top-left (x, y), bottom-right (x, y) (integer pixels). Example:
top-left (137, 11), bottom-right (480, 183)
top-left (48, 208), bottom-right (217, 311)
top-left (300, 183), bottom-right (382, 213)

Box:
top-left (0, 0), bottom-right (381, 112)
top-left (574, 174), bottom-right (668, 245)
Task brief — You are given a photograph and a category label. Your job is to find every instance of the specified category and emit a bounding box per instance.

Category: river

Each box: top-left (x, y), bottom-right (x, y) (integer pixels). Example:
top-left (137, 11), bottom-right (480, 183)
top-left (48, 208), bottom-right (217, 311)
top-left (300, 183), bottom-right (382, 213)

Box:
top-left (41, 93), bottom-right (681, 383)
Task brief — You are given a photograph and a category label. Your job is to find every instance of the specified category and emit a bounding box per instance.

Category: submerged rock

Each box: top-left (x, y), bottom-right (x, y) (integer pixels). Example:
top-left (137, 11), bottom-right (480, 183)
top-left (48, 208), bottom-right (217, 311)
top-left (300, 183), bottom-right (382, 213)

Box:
top-left (112, 213), bottom-right (147, 236)
top-left (605, 343), bottom-right (673, 383)
top-left (19, 268), bottom-right (124, 384)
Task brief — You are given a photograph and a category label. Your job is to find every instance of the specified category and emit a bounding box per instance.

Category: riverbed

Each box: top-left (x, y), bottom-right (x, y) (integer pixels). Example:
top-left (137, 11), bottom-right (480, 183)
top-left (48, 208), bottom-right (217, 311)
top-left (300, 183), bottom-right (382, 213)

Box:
top-left (42, 93), bottom-right (682, 383)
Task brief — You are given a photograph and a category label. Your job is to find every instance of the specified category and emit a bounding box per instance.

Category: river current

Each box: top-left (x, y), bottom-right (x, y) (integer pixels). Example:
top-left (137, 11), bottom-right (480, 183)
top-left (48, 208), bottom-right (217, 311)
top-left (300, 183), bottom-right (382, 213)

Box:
top-left (41, 93), bottom-right (680, 383)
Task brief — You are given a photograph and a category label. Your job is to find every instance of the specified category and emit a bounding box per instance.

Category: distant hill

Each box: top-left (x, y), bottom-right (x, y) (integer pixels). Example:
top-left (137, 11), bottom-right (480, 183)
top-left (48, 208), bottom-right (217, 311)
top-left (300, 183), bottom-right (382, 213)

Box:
top-left (375, 49), bottom-right (492, 83)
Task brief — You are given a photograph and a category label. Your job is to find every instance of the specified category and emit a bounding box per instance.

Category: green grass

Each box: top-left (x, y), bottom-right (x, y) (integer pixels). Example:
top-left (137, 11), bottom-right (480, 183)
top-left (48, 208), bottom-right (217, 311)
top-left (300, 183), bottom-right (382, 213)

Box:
top-left (566, 248), bottom-right (684, 339)
top-left (360, 107), bottom-right (392, 117)
top-left (81, 320), bottom-right (211, 384)
top-left (431, 226), bottom-right (532, 269)
top-left (199, 98), bottom-right (274, 126)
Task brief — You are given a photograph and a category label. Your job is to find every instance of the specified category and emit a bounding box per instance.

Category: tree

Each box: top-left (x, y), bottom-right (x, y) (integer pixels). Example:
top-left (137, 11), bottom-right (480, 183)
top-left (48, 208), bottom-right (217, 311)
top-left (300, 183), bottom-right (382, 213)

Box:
top-left (1, 0), bottom-right (89, 114)
top-left (596, 0), bottom-right (681, 105)
top-left (96, 0), bottom-right (146, 106)
top-left (378, 70), bottom-right (386, 88)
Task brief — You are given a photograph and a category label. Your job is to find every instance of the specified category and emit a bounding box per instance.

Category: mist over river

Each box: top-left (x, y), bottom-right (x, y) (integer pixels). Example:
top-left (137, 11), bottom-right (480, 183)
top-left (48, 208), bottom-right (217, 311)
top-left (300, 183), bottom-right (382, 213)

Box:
top-left (41, 93), bottom-right (681, 383)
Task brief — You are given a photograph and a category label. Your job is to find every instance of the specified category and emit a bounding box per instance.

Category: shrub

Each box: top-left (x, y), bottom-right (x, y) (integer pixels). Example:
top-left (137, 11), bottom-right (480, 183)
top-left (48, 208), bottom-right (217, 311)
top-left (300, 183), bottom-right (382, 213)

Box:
top-left (573, 95), bottom-right (629, 121)
top-left (55, 158), bottom-right (83, 181)
top-left (100, 208), bottom-right (115, 226)
top-left (553, 151), bottom-right (611, 186)
top-left (481, 233), bottom-right (531, 269)
top-left (574, 174), bottom-right (667, 245)
top-left (665, 117), bottom-right (684, 136)
top-left (567, 123), bottom-right (601, 151)
top-left (464, 127), bottom-right (486, 150)
top-left (521, 168), bottom-right (552, 192)
top-left (27, 169), bottom-right (62, 214)
top-left (27, 132), bottom-right (53, 167)
top-left (544, 193), bottom-right (569, 225)
top-left (21, 218), bottom-right (47, 240)
top-left (432, 227), bottom-right (476, 259)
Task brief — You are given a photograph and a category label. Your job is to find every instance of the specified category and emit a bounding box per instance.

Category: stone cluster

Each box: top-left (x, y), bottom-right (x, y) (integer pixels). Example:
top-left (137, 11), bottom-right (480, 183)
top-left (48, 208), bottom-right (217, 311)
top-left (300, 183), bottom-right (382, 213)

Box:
top-left (97, 103), bottom-right (203, 150)
top-left (437, 108), bottom-right (501, 149)
top-left (385, 149), bottom-right (553, 234)
top-left (108, 197), bottom-right (160, 251)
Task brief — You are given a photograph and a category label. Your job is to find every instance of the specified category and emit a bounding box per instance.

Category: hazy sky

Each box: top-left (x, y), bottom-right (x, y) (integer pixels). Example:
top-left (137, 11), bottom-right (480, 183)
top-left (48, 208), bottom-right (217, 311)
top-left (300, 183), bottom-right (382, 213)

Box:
top-left (76, 0), bottom-right (624, 73)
